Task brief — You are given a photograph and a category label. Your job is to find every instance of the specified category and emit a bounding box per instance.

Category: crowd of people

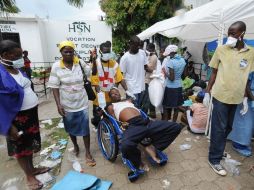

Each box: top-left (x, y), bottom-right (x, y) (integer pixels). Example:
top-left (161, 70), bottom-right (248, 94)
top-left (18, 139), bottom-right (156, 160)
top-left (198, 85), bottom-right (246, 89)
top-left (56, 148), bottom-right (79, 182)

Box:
top-left (0, 20), bottom-right (254, 189)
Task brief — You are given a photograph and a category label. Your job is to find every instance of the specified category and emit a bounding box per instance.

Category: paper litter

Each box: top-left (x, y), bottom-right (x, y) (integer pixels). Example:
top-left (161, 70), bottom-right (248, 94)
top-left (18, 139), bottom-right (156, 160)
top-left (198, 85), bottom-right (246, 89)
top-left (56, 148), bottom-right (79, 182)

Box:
top-left (179, 144), bottom-right (192, 151)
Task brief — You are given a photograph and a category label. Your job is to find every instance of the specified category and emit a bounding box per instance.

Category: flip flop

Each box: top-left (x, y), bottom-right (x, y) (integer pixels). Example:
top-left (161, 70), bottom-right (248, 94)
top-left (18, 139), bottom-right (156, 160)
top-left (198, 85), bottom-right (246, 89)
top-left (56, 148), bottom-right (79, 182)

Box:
top-left (33, 167), bottom-right (51, 175)
top-left (27, 182), bottom-right (43, 190)
top-left (86, 158), bottom-right (96, 167)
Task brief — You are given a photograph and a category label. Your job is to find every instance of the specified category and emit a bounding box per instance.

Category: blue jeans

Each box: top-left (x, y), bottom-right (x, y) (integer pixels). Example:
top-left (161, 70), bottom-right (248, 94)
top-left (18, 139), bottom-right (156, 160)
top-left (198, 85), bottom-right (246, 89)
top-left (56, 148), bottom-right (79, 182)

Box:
top-left (208, 98), bottom-right (237, 164)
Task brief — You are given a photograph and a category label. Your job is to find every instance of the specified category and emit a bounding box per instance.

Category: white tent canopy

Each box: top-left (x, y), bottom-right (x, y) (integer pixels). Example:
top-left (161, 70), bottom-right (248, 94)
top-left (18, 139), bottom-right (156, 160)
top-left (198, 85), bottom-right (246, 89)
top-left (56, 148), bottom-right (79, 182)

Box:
top-left (138, 0), bottom-right (254, 42)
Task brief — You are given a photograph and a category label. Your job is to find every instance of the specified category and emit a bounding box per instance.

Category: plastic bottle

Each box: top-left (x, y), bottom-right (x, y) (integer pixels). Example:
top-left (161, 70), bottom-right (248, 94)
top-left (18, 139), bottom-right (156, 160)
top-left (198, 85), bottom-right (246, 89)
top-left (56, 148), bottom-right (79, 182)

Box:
top-left (73, 161), bottom-right (83, 173)
top-left (98, 91), bottom-right (106, 109)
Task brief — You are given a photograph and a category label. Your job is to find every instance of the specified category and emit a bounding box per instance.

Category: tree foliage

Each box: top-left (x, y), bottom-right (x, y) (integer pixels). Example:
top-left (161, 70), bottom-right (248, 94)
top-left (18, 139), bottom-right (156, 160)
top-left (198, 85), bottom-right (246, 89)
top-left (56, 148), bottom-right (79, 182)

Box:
top-left (100, 0), bottom-right (182, 53)
top-left (0, 0), bottom-right (84, 14)
top-left (0, 0), bottom-right (19, 14)
top-left (66, 0), bottom-right (84, 8)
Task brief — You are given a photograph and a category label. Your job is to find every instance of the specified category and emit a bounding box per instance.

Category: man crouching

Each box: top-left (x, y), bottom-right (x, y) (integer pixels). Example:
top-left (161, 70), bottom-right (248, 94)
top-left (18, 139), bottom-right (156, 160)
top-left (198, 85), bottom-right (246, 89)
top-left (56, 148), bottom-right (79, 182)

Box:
top-left (106, 88), bottom-right (182, 169)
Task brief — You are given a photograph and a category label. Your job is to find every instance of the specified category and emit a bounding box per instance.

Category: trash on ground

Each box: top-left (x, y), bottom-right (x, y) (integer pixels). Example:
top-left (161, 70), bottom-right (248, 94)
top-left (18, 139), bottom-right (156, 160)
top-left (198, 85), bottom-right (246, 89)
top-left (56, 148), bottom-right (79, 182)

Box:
top-left (183, 130), bottom-right (189, 135)
top-left (40, 147), bottom-right (51, 156)
top-left (185, 138), bottom-right (192, 142)
top-left (41, 119), bottom-right (53, 125)
top-left (193, 139), bottom-right (198, 142)
top-left (73, 161), bottom-right (84, 173)
top-left (40, 159), bottom-right (61, 168)
top-left (35, 172), bottom-right (54, 184)
top-left (48, 144), bottom-right (57, 149)
top-left (223, 152), bottom-right (231, 159)
top-left (162, 179), bottom-right (171, 189)
top-left (57, 123), bottom-right (64, 128)
top-left (59, 145), bottom-right (66, 150)
top-left (50, 151), bottom-right (62, 160)
top-left (68, 147), bottom-right (74, 152)
top-left (221, 158), bottom-right (241, 176)
top-left (58, 139), bottom-right (68, 145)
top-left (40, 124), bottom-right (45, 129)
top-left (195, 136), bottom-right (200, 140)
top-left (179, 144), bottom-right (192, 151)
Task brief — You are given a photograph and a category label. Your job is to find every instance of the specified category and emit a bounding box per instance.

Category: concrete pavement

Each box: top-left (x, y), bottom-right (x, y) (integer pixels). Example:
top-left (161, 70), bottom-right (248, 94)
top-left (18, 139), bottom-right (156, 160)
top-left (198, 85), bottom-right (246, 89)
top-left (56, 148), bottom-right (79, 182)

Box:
top-left (0, 92), bottom-right (254, 190)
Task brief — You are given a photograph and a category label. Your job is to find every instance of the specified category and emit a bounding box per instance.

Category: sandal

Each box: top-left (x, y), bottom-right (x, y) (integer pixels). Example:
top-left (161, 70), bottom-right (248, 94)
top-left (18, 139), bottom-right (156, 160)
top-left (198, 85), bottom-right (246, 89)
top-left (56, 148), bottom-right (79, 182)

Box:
top-left (33, 167), bottom-right (51, 175)
top-left (86, 158), bottom-right (96, 167)
top-left (27, 182), bottom-right (43, 190)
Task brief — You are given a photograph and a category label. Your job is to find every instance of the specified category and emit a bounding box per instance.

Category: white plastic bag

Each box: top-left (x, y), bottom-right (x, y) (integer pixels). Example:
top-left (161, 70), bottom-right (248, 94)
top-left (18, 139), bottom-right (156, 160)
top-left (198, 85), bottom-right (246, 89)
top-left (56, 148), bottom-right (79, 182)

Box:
top-left (148, 77), bottom-right (165, 107)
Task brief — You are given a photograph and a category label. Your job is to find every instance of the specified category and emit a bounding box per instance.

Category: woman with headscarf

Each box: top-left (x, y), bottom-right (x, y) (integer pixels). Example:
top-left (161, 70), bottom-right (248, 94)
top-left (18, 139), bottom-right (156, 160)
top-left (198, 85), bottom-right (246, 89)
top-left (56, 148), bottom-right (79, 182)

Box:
top-left (48, 41), bottom-right (96, 166)
top-left (0, 40), bottom-right (46, 190)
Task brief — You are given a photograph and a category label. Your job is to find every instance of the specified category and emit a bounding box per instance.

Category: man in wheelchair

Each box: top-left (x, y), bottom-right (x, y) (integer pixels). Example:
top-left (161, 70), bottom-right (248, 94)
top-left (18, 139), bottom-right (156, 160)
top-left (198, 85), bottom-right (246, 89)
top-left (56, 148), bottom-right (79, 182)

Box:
top-left (105, 88), bottom-right (182, 169)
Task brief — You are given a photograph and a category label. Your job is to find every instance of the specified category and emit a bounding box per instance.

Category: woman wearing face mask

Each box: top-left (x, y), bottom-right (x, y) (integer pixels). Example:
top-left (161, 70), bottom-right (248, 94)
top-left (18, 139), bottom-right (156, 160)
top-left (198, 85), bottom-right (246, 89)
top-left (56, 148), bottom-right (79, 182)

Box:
top-left (0, 40), bottom-right (46, 190)
top-left (90, 42), bottom-right (129, 131)
top-left (162, 45), bottom-right (186, 122)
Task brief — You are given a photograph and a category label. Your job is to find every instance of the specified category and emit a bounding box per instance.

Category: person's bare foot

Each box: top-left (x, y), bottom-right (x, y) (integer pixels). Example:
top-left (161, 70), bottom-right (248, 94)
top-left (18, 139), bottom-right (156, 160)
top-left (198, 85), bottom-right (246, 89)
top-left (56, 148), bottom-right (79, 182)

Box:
top-left (140, 161), bottom-right (149, 171)
top-left (74, 145), bottom-right (80, 157)
top-left (27, 175), bottom-right (43, 190)
top-left (144, 145), bottom-right (161, 164)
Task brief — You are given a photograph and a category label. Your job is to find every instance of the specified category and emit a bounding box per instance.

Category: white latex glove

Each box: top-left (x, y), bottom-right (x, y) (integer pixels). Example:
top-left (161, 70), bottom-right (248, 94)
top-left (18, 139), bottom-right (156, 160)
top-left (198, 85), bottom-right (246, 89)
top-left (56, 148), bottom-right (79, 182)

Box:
top-left (126, 90), bottom-right (136, 100)
top-left (240, 97), bottom-right (248, 115)
top-left (203, 93), bottom-right (210, 107)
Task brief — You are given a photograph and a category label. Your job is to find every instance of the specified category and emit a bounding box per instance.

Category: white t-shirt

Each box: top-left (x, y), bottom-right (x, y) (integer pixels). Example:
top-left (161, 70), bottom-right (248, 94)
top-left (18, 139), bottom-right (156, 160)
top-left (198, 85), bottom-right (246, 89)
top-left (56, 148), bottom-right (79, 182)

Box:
top-left (11, 71), bottom-right (38, 110)
top-left (120, 50), bottom-right (147, 94)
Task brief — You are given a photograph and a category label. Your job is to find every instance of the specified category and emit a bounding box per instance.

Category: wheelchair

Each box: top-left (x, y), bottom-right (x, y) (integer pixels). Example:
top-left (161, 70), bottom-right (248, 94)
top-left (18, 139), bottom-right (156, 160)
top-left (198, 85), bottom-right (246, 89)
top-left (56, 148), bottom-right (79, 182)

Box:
top-left (97, 109), bottom-right (168, 182)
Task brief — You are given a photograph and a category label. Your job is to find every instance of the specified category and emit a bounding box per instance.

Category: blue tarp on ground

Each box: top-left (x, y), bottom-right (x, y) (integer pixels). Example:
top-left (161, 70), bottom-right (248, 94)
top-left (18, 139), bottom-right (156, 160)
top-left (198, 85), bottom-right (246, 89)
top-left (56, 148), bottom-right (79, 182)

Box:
top-left (51, 171), bottom-right (112, 190)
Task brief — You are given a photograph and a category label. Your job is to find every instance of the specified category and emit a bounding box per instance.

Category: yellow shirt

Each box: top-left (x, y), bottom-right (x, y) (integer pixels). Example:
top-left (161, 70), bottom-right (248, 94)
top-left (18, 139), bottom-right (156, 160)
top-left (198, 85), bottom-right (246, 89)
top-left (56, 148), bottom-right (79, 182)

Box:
top-left (209, 45), bottom-right (254, 104)
top-left (91, 59), bottom-right (123, 105)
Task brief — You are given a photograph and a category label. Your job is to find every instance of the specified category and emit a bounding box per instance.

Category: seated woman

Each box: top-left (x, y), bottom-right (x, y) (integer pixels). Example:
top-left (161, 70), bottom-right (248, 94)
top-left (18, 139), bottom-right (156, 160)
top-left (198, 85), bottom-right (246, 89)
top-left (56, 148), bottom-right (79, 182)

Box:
top-left (105, 88), bottom-right (181, 169)
top-left (186, 91), bottom-right (208, 134)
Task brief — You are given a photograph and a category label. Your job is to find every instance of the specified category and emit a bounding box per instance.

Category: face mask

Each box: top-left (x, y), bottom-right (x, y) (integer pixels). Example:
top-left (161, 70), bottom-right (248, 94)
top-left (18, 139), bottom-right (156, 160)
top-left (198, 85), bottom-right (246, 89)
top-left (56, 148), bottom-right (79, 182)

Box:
top-left (225, 31), bottom-right (245, 47)
top-left (0, 57), bottom-right (24, 68)
top-left (225, 36), bottom-right (238, 47)
top-left (101, 53), bottom-right (112, 61)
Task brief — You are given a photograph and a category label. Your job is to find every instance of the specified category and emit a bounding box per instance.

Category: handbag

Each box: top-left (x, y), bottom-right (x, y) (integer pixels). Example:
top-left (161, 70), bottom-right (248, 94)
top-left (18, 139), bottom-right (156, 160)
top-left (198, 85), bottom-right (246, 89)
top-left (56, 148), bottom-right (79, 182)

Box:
top-left (79, 62), bottom-right (96, 101)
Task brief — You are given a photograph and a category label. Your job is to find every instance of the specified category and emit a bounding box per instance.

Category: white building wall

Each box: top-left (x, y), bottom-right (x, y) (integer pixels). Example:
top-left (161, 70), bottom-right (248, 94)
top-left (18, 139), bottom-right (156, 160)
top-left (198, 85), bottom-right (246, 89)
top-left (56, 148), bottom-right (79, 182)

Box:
top-left (15, 21), bottom-right (45, 66)
top-left (1, 15), bottom-right (112, 68)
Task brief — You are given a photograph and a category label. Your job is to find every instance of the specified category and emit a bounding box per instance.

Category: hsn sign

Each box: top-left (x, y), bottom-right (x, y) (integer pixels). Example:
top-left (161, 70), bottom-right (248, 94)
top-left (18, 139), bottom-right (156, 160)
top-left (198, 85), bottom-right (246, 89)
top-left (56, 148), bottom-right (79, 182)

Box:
top-left (68, 22), bottom-right (91, 33)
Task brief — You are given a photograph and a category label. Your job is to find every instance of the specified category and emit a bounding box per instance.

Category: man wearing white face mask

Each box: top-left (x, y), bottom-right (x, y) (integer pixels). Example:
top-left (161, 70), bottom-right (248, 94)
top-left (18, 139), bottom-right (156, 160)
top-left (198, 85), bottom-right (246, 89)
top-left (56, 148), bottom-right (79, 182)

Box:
top-left (90, 42), bottom-right (129, 129)
top-left (205, 21), bottom-right (254, 176)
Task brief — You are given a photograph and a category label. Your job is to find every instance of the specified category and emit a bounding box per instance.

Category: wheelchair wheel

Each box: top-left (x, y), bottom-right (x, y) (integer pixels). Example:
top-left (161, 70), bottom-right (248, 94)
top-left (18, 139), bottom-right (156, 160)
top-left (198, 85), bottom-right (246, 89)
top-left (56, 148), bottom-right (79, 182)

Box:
top-left (97, 118), bottom-right (119, 162)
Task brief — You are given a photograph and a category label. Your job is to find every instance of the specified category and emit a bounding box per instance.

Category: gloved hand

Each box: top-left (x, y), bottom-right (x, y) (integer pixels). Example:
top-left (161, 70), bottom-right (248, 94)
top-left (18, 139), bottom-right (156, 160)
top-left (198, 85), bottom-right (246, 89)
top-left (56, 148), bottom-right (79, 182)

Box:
top-left (240, 97), bottom-right (248, 115)
top-left (126, 90), bottom-right (136, 100)
top-left (203, 93), bottom-right (210, 107)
